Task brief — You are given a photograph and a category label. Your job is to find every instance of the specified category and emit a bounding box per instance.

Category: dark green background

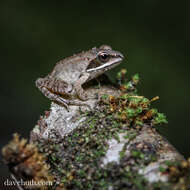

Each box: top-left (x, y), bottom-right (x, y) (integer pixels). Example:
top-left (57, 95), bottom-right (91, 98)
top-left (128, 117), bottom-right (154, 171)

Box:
top-left (1, 0), bottom-right (190, 183)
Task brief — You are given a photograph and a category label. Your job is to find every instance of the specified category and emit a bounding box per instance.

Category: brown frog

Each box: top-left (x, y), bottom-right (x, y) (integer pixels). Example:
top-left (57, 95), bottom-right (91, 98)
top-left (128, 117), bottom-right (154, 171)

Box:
top-left (36, 45), bottom-right (124, 110)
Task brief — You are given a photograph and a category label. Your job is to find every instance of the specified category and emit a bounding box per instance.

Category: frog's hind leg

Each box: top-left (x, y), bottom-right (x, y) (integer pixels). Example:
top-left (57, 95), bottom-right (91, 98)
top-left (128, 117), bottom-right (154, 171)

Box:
top-left (36, 78), bottom-right (91, 110)
top-left (36, 78), bottom-right (72, 110)
top-left (36, 78), bottom-right (73, 95)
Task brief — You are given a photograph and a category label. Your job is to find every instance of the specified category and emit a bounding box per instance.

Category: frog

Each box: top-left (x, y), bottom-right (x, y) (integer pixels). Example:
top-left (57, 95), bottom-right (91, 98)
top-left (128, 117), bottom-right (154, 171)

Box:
top-left (36, 45), bottom-right (124, 110)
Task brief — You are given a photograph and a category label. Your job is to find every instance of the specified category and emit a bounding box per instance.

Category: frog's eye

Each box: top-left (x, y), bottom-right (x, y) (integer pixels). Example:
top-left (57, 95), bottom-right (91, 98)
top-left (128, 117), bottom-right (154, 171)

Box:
top-left (98, 52), bottom-right (110, 63)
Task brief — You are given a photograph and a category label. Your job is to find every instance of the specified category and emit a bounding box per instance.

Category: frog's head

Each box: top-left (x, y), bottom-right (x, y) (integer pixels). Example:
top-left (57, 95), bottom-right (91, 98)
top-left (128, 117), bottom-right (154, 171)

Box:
top-left (86, 45), bottom-right (124, 78)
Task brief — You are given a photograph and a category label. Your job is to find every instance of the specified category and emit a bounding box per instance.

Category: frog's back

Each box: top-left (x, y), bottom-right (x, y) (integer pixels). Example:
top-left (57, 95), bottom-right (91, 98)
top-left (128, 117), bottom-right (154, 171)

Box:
top-left (49, 50), bottom-right (94, 84)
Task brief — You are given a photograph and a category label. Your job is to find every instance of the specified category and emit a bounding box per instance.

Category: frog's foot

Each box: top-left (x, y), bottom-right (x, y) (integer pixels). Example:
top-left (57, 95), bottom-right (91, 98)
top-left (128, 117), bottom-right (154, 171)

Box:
top-left (36, 78), bottom-right (73, 95)
top-left (74, 84), bottom-right (98, 101)
top-left (77, 89), bottom-right (89, 101)
top-left (37, 85), bottom-right (90, 111)
top-left (85, 93), bottom-right (99, 100)
top-left (38, 85), bottom-right (69, 110)
top-left (73, 73), bottom-right (91, 101)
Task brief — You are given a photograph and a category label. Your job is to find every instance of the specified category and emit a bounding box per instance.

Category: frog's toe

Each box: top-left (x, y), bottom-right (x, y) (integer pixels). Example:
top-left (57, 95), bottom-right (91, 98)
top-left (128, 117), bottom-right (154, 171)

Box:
top-left (87, 93), bottom-right (99, 100)
top-left (35, 78), bottom-right (44, 88)
top-left (57, 97), bottom-right (70, 111)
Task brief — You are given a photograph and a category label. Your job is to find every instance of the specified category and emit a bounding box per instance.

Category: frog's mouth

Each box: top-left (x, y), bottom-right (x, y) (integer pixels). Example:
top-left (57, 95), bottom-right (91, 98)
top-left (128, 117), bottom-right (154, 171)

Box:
top-left (86, 57), bottom-right (123, 73)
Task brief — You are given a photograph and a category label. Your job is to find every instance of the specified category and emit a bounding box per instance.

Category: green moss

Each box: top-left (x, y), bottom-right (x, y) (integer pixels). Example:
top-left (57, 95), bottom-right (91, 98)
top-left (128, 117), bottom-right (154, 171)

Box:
top-left (101, 94), bottom-right (109, 100)
top-left (102, 72), bottom-right (168, 128)
top-left (164, 160), bottom-right (174, 167)
top-left (158, 159), bottom-right (190, 189)
top-left (159, 166), bottom-right (167, 172)
top-left (153, 113), bottom-right (168, 125)
top-left (132, 73), bottom-right (140, 84)
top-left (119, 150), bottom-right (126, 159)
top-left (124, 130), bottom-right (137, 141)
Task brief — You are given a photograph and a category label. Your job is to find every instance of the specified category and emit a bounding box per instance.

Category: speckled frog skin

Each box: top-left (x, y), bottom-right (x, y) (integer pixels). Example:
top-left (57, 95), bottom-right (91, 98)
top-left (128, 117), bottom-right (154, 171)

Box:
top-left (36, 45), bottom-right (124, 109)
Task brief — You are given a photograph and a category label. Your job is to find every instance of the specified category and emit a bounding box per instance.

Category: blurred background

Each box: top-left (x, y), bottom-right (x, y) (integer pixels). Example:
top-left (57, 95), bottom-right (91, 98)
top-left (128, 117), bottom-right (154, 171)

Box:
top-left (1, 0), bottom-right (190, 188)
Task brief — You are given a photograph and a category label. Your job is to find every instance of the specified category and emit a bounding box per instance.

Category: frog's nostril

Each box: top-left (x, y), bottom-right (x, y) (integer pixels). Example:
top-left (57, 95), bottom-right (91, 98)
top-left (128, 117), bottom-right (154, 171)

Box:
top-left (118, 53), bottom-right (124, 59)
top-left (114, 51), bottom-right (124, 59)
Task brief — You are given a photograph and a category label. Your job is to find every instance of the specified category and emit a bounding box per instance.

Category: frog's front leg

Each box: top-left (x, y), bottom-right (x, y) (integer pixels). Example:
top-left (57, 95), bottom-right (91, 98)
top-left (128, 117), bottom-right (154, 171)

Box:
top-left (73, 73), bottom-right (91, 100)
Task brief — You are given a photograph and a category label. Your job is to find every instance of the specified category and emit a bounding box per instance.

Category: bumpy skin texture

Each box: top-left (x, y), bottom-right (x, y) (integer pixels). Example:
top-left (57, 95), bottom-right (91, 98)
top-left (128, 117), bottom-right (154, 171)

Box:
top-left (36, 45), bottom-right (124, 109)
